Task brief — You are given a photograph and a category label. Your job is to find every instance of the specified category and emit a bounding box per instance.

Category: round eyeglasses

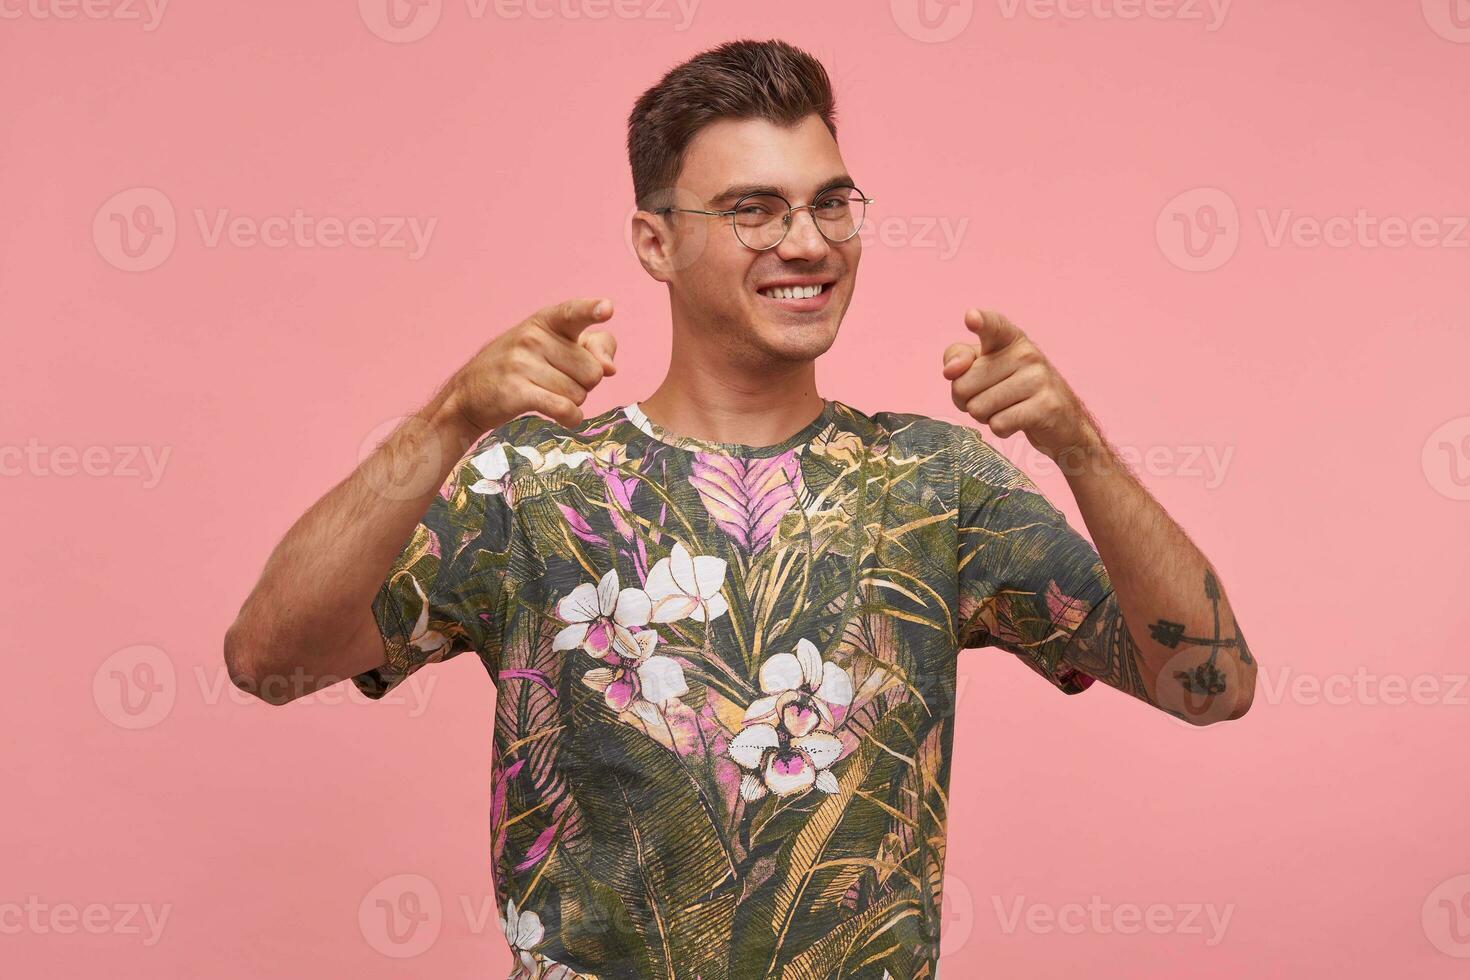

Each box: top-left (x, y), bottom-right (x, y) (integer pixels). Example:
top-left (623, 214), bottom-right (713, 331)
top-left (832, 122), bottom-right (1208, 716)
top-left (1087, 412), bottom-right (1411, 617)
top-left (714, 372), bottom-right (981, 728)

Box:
top-left (653, 186), bottom-right (874, 251)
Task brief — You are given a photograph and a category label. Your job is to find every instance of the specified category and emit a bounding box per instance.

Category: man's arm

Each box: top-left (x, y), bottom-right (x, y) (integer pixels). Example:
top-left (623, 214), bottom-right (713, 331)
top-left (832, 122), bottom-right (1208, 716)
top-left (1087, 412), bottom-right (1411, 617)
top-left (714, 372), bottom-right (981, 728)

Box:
top-left (1054, 437), bottom-right (1255, 724)
top-left (943, 308), bottom-right (1256, 725)
top-left (223, 298), bottom-right (617, 705)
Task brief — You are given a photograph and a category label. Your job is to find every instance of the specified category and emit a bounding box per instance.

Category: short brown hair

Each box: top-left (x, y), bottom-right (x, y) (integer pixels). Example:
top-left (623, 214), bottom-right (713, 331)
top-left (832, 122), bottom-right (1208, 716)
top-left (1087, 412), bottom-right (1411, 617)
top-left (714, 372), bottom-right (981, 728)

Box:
top-left (626, 39), bottom-right (838, 211)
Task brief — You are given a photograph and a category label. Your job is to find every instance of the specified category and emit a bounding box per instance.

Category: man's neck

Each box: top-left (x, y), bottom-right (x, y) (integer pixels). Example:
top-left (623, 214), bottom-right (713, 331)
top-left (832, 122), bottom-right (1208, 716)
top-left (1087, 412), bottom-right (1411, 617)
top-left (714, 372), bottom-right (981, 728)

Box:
top-left (636, 372), bottom-right (824, 448)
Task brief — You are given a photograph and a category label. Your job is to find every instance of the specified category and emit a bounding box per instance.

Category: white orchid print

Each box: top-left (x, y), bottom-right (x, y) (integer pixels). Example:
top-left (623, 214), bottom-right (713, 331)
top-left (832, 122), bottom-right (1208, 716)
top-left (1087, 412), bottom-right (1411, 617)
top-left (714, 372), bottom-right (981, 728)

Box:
top-left (643, 540), bottom-right (729, 623)
top-left (513, 443), bottom-right (592, 472)
top-left (501, 898), bottom-right (585, 980)
top-left (500, 898), bottom-right (545, 976)
top-left (552, 567), bottom-right (651, 659)
top-left (577, 624), bottom-right (690, 729)
top-left (553, 569), bottom-right (689, 727)
top-left (467, 441), bottom-right (515, 497)
top-left (468, 440), bottom-right (591, 499)
top-left (727, 639), bottom-right (854, 800)
top-left (401, 573), bottom-right (452, 660)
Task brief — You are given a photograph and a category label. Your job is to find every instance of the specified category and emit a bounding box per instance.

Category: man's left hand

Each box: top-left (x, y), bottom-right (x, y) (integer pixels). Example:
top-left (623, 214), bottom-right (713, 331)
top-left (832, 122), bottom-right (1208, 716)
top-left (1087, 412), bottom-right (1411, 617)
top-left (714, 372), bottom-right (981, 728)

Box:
top-left (942, 308), bottom-right (1101, 461)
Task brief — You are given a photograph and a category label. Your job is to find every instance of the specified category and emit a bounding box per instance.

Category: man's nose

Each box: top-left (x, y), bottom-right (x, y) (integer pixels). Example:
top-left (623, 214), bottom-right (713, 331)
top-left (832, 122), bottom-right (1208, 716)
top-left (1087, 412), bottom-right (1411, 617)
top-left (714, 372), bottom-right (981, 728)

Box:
top-left (774, 207), bottom-right (830, 261)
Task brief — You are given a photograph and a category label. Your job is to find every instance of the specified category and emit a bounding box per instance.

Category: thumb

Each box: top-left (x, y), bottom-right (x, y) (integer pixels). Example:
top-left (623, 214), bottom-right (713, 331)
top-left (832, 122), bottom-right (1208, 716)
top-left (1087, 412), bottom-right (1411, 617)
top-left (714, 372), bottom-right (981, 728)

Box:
top-left (580, 329), bottom-right (618, 375)
top-left (942, 342), bottom-right (975, 378)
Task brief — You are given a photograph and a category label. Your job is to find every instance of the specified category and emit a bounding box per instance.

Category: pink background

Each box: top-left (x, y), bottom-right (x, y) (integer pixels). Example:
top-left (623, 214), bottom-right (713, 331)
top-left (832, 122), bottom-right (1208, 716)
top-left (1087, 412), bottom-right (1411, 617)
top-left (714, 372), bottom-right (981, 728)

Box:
top-left (5, 1), bottom-right (1469, 976)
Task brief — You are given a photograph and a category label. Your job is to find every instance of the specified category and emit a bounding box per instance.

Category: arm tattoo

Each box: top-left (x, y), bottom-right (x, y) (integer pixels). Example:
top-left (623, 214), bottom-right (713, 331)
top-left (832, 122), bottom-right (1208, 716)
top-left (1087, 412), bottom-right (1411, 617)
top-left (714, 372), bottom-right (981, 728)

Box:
top-left (1063, 569), bottom-right (1251, 715)
top-left (1061, 593), bottom-right (1152, 704)
top-left (1148, 569), bottom-right (1253, 697)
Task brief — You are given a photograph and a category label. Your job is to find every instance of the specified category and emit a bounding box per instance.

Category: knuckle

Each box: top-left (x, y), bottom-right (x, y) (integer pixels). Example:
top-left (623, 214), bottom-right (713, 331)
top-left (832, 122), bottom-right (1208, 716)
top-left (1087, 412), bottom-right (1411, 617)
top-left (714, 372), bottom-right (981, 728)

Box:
top-left (510, 378), bottom-right (538, 406)
top-left (507, 346), bottom-right (534, 373)
top-left (510, 327), bottom-right (537, 352)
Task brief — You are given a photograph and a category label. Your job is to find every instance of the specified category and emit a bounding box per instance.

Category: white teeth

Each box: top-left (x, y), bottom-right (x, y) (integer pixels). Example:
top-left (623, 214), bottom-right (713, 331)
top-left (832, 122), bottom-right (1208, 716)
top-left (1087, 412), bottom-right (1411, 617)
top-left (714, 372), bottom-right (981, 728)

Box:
top-left (760, 283), bottom-right (825, 300)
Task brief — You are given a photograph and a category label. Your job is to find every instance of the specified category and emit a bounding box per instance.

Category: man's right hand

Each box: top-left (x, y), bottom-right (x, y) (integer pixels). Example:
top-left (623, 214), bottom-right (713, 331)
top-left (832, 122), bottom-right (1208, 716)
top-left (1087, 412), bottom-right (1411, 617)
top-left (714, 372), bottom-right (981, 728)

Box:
top-left (447, 297), bottom-right (618, 435)
top-left (223, 296), bottom-right (618, 704)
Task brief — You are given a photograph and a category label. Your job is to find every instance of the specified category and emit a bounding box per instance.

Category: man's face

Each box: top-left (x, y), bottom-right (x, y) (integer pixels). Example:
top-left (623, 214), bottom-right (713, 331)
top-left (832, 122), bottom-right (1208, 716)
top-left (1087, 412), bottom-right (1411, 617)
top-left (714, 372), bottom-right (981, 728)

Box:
top-left (654, 114), bottom-right (862, 366)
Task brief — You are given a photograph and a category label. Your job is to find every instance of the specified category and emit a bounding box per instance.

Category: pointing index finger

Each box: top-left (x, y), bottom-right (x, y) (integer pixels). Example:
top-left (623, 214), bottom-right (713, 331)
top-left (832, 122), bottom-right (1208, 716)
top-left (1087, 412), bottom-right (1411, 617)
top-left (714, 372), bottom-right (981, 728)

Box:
top-left (964, 308), bottom-right (1022, 356)
top-left (539, 297), bottom-right (614, 342)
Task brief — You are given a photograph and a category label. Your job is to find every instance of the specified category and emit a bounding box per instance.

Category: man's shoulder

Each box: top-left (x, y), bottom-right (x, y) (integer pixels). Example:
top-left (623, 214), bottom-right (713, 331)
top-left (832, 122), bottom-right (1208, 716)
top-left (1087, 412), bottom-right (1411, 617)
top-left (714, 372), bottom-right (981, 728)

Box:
top-left (835, 401), bottom-right (973, 456)
top-left (838, 403), bottom-right (1039, 499)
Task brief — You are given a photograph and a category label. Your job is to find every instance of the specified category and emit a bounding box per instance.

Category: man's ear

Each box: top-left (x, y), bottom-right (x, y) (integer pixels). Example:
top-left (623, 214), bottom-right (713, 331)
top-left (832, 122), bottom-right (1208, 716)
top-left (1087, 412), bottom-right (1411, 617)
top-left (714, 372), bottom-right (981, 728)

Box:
top-left (628, 187), bottom-right (713, 282)
top-left (628, 208), bottom-right (676, 284)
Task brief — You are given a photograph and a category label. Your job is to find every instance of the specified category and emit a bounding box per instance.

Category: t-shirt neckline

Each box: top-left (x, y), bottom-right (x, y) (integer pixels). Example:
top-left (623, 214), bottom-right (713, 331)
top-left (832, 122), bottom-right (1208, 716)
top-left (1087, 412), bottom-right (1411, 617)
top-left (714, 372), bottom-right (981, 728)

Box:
top-left (619, 398), bottom-right (836, 458)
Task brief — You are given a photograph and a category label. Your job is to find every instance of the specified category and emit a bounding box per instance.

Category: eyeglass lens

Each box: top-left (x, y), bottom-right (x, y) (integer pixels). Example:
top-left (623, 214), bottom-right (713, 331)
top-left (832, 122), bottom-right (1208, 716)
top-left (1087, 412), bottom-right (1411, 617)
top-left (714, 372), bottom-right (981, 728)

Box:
top-left (732, 188), bottom-right (866, 249)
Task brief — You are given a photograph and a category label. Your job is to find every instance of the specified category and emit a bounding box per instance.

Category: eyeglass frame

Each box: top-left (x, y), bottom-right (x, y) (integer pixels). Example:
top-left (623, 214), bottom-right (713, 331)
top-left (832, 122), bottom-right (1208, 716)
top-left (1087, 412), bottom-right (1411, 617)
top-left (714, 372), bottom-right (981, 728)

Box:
top-left (650, 185), bottom-right (875, 251)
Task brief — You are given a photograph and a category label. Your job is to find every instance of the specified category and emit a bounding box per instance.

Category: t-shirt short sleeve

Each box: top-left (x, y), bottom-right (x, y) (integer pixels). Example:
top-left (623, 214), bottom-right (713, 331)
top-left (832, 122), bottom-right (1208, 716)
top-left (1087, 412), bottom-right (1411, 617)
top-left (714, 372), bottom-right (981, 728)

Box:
top-left (351, 433), bottom-right (518, 700)
top-left (952, 424), bottom-right (1114, 695)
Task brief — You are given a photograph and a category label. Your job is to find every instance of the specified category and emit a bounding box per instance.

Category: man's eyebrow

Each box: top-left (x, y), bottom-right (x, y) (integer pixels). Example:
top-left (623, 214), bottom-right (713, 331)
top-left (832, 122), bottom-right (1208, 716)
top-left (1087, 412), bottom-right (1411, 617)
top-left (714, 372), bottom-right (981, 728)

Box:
top-left (708, 174), bottom-right (856, 207)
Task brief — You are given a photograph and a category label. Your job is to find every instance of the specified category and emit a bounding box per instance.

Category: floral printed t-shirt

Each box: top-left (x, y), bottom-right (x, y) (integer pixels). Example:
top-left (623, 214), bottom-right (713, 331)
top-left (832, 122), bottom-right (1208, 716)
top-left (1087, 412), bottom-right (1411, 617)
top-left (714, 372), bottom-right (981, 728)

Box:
top-left (353, 397), bottom-right (1113, 980)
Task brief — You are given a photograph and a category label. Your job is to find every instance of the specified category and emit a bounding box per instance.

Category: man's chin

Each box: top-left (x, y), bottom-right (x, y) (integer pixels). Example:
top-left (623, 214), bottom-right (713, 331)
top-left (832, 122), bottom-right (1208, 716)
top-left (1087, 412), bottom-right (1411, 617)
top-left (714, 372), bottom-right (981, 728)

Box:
top-left (748, 319), bottom-right (838, 362)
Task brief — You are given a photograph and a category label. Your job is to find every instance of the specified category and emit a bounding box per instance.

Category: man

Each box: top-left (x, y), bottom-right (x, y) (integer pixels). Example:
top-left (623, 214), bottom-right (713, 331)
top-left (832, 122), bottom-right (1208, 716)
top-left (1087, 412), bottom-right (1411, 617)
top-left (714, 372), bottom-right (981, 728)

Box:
top-left (225, 38), bottom-right (1255, 980)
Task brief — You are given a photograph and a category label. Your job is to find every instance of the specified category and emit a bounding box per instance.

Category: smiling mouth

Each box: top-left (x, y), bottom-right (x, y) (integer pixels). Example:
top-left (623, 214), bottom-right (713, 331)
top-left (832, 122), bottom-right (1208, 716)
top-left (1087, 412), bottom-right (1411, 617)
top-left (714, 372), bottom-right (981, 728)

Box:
top-left (757, 282), bottom-right (833, 300)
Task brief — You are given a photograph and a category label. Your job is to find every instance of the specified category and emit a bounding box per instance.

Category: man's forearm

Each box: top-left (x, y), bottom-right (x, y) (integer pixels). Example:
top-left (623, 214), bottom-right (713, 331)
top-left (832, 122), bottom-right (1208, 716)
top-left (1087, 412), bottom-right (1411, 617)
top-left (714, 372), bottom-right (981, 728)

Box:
top-left (1057, 432), bottom-right (1257, 723)
top-left (224, 297), bottom-right (621, 704)
top-left (942, 308), bottom-right (1255, 722)
top-left (224, 381), bottom-right (483, 700)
